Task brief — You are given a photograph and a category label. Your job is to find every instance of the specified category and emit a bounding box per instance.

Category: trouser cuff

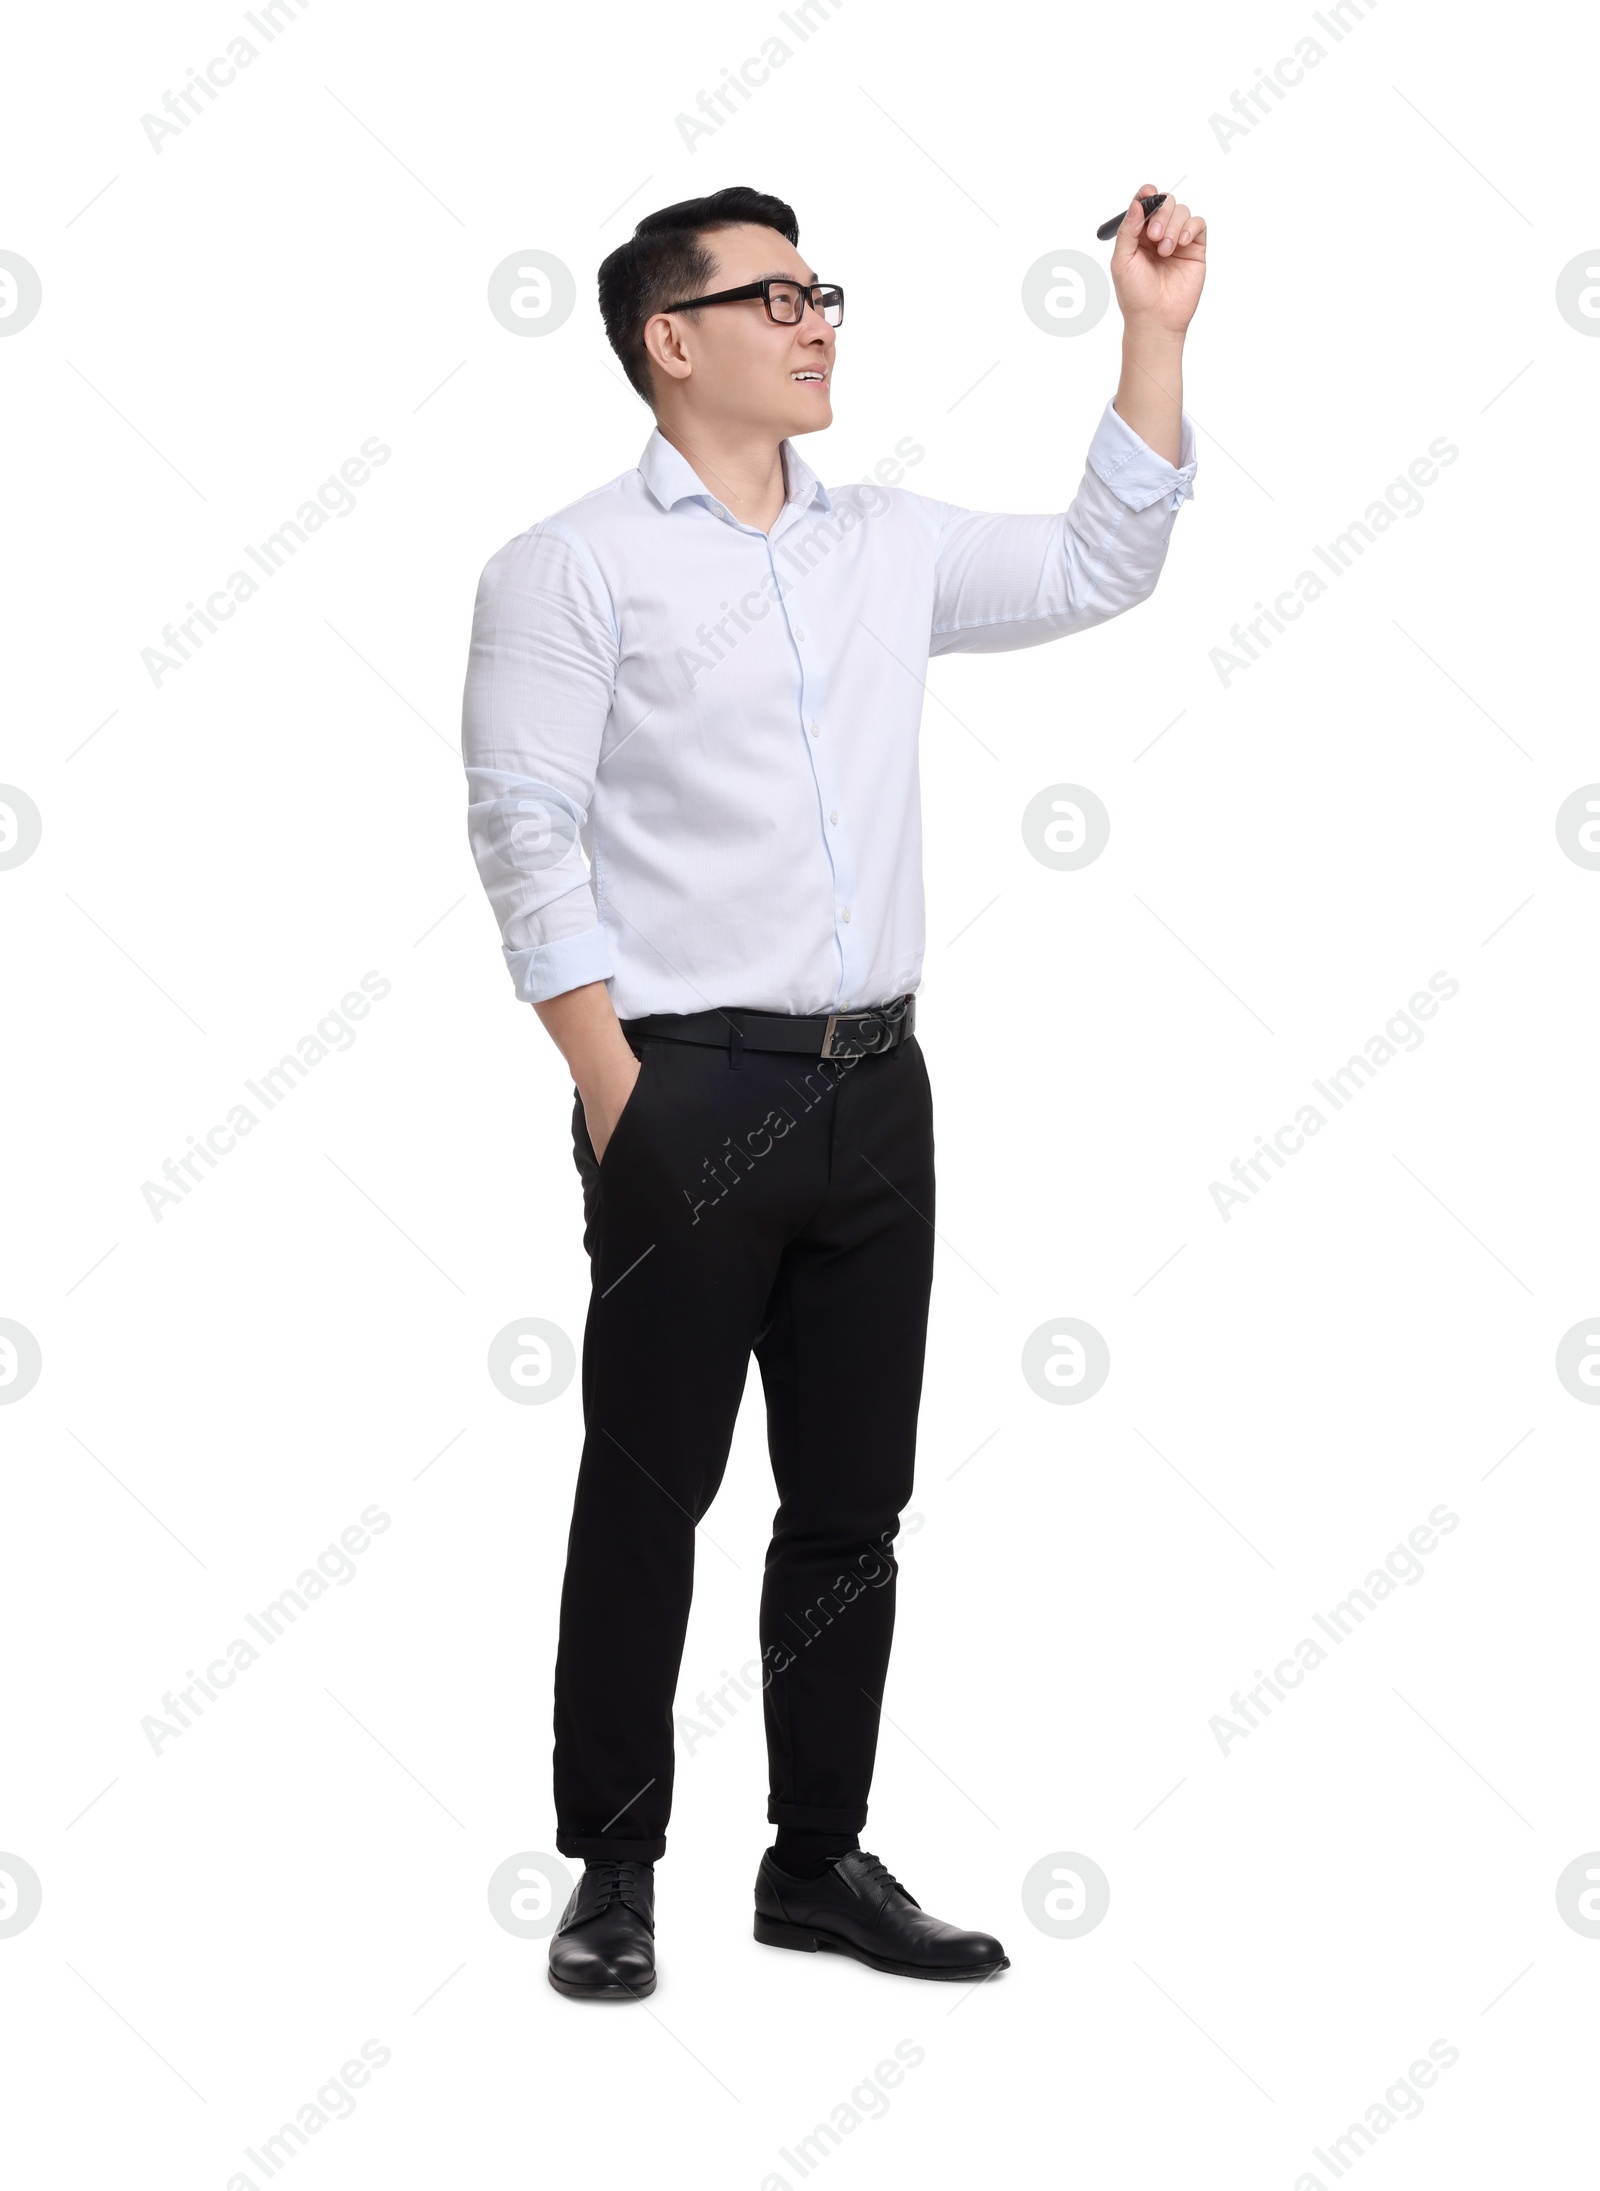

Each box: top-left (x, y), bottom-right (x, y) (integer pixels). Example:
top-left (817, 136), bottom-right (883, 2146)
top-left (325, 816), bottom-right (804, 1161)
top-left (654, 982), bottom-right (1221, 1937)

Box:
top-left (557, 1830), bottom-right (667, 1862)
top-left (766, 1798), bottom-right (869, 1832)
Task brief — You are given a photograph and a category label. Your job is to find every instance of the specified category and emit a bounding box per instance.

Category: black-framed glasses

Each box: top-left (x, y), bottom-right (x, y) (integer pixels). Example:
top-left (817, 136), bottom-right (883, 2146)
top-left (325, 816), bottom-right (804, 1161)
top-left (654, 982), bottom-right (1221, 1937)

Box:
top-left (657, 277), bottom-right (844, 327)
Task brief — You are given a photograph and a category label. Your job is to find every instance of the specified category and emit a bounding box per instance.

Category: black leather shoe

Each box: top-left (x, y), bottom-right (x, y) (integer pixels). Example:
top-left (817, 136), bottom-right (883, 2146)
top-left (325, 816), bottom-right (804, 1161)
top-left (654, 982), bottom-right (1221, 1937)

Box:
top-left (548, 1860), bottom-right (656, 1999)
top-left (754, 1848), bottom-right (1008, 1981)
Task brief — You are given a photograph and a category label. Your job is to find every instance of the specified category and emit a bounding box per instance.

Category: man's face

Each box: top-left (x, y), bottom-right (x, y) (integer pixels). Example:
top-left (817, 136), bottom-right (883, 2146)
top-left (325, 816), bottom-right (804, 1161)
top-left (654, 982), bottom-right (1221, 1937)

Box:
top-left (648, 223), bottom-right (836, 438)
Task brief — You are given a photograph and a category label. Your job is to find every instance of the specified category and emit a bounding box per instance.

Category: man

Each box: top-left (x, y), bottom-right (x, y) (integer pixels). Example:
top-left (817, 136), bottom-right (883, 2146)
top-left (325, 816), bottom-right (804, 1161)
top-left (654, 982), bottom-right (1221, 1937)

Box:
top-left (461, 182), bottom-right (1204, 1998)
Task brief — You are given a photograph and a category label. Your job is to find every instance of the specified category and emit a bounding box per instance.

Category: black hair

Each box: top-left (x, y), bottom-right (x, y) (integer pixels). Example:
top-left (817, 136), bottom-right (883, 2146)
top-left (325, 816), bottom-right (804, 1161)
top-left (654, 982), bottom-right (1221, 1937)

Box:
top-left (597, 186), bottom-right (800, 407)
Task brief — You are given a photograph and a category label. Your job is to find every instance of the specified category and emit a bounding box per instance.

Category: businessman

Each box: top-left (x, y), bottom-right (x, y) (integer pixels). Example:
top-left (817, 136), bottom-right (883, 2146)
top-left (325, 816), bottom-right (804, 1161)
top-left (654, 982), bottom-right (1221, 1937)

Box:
top-left (461, 182), bottom-right (1205, 1998)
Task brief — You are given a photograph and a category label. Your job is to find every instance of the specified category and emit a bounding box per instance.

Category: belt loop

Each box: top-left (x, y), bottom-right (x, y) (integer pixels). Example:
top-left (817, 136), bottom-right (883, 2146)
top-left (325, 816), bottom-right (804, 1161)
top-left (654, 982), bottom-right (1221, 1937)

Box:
top-left (728, 1017), bottom-right (744, 1070)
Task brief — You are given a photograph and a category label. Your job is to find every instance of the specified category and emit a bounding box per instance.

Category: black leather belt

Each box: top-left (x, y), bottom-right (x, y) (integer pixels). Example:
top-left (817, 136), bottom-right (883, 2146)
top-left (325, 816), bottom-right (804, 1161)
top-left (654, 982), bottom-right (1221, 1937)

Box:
top-left (621, 991), bottom-right (915, 1063)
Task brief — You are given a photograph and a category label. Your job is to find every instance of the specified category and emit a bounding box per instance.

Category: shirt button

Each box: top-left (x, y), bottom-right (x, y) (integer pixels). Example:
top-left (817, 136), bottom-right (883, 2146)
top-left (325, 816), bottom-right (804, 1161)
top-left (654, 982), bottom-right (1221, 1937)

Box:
top-left (829, 809), bottom-right (838, 824)
top-left (794, 627), bottom-right (806, 640)
top-left (841, 907), bottom-right (852, 923)
top-left (809, 722), bottom-right (821, 738)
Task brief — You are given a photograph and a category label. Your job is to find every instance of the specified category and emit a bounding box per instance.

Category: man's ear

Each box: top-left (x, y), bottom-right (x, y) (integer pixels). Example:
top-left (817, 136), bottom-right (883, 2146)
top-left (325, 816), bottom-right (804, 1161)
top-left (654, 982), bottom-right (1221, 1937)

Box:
top-left (642, 313), bottom-right (693, 387)
top-left (635, 313), bottom-right (679, 389)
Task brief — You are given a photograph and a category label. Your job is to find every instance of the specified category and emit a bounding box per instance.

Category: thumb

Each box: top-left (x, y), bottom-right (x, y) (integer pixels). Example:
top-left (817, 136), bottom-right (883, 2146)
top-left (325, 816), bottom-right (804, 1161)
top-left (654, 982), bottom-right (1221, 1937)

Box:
top-left (1111, 182), bottom-right (1159, 266)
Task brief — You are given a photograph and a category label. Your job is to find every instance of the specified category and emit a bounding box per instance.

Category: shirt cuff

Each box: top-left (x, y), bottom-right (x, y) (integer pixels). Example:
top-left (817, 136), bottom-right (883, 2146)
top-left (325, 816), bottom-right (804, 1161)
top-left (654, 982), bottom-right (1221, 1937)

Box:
top-left (504, 924), bottom-right (616, 1005)
top-left (1087, 396), bottom-right (1197, 514)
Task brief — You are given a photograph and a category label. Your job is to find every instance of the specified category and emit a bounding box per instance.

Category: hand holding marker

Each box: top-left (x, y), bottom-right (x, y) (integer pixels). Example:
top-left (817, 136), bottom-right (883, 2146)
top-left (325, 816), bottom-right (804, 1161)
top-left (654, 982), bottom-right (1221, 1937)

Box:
top-left (1097, 192), bottom-right (1165, 240)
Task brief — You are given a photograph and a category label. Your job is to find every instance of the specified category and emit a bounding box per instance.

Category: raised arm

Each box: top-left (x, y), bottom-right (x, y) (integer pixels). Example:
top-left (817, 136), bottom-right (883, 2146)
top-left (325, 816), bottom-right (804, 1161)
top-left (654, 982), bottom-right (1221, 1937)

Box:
top-left (926, 178), bottom-right (1206, 657)
top-left (1109, 180), bottom-right (1206, 462)
top-left (923, 400), bottom-right (1197, 657)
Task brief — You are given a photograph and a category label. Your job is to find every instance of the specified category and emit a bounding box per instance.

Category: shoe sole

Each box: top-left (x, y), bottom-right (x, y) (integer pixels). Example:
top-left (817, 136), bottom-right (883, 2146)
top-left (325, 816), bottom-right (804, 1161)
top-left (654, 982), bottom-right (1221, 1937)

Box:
top-left (547, 1966), bottom-right (657, 2000)
top-left (753, 1910), bottom-right (1009, 1981)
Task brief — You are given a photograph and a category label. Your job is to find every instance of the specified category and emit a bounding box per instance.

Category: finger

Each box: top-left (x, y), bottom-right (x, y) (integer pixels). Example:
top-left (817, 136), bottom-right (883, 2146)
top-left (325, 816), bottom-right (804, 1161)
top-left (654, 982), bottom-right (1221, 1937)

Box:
top-left (1174, 212), bottom-right (1207, 254)
top-left (1112, 184), bottom-right (1159, 263)
top-left (1151, 200), bottom-right (1189, 254)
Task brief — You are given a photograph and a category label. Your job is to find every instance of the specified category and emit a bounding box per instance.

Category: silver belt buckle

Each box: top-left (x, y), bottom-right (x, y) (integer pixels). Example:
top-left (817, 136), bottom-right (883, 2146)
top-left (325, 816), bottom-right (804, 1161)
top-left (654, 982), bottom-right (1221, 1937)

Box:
top-left (820, 996), bottom-right (911, 1060)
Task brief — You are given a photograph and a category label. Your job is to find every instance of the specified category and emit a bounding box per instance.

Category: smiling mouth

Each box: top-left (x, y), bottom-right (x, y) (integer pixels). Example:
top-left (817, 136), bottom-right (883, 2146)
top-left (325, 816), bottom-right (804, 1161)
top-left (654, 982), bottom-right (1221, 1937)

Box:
top-left (791, 369), bottom-right (829, 384)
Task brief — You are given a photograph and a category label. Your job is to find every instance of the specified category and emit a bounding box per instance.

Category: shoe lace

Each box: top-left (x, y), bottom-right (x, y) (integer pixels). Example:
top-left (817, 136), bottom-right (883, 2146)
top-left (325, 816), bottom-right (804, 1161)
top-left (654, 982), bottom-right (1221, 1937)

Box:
top-left (850, 1851), bottom-right (919, 1908)
top-left (585, 1859), bottom-right (652, 1924)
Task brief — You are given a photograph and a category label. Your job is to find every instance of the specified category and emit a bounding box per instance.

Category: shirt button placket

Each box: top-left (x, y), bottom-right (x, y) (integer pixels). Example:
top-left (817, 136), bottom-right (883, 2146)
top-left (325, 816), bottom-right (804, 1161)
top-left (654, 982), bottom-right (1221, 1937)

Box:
top-left (769, 531), bottom-right (858, 1003)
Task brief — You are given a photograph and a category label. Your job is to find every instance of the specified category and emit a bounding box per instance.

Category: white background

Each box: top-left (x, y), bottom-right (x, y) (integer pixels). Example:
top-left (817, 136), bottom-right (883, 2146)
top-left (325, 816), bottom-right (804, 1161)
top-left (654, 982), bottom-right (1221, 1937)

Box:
top-left (3, 0), bottom-right (1598, 2184)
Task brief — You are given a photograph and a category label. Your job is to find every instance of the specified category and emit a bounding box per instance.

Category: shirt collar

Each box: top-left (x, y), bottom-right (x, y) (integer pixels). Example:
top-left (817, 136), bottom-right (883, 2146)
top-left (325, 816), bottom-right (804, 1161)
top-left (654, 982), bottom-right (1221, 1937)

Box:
top-left (637, 427), bottom-right (833, 523)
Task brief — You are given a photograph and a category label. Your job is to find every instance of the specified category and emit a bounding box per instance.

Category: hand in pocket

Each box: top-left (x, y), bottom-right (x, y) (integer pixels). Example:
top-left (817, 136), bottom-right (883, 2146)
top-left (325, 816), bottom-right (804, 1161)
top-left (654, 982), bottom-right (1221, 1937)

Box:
top-left (586, 1049), bottom-right (644, 1166)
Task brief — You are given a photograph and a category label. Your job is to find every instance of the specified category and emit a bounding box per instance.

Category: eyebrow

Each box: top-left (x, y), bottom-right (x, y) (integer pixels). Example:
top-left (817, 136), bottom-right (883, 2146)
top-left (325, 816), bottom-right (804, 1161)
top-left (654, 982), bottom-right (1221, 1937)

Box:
top-left (753, 267), bottom-right (820, 284)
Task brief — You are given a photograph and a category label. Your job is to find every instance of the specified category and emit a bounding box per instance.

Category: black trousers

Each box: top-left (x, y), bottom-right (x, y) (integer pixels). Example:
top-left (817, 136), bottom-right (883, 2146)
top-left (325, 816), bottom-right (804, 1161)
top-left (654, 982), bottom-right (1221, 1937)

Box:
top-left (554, 1022), bottom-right (936, 1861)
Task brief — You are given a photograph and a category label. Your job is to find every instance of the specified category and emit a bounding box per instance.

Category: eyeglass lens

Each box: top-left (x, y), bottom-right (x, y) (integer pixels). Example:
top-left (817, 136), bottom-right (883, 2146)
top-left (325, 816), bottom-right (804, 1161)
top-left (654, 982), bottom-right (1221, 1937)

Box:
top-left (769, 283), bottom-right (843, 326)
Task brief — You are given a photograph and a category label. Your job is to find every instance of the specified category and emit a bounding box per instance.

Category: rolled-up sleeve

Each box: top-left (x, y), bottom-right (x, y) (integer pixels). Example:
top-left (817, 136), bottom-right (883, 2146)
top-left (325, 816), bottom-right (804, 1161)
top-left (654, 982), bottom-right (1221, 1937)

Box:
top-left (924, 397), bottom-right (1197, 656)
top-left (461, 520), bottom-right (620, 1004)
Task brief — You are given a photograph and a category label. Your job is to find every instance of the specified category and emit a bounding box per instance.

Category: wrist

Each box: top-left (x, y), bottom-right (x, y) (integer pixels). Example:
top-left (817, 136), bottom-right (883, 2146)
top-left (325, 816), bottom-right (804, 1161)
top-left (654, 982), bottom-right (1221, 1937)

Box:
top-left (1119, 318), bottom-right (1186, 355)
top-left (572, 1030), bottom-right (638, 1102)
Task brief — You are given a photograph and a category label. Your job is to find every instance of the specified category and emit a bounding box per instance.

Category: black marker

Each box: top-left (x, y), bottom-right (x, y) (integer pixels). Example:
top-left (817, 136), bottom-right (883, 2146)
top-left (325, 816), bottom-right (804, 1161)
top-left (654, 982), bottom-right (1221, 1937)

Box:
top-left (1096, 192), bottom-right (1166, 241)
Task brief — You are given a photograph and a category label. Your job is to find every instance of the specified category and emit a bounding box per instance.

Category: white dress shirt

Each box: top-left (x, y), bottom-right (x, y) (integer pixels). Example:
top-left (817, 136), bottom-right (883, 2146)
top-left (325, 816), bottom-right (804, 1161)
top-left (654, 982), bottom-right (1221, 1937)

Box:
top-left (460, 397), bottom-right (1197, 1019)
